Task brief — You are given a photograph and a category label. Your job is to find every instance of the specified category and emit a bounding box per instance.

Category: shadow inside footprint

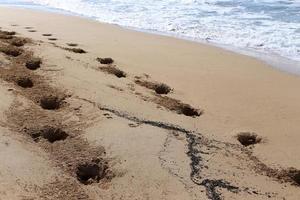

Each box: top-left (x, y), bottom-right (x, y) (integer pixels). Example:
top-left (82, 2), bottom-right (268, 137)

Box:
top-left (236, 132), bottom-right (261, 146)
top-left (67, 43), bottom-right (78, 47)
top-left (10, 38), bottom-right (27, 47)
top-left (26, 58), bottom-right (41, 70)
top-left (64, 47), bottom-right (86, 54)
top-left (97, 57), bottom-right (114, 64)
top-left (16, 77), bottom-right (34, 88)
top-left (76, 159), bottom-right (108, 185)
top-left (41, 127), bottom-right (68, 143)
top-left (48, 38), bottom-right (57, 41)
top-left (135, 79), bottom-right (171, 95)
top-left (40, 95), bottom-right (62, 110)
top-left (42, 33), bottom-right (52, 36)
top-left (0, 45), bottom-right (22, 57)
top-left (28, 126), bottom-right (68, 143)
top-left (99, 66), bottom-right (126, 78)
top-left (0, 31), bottom-right (16, 37)
top-left (153, 96), bottom-right (203, 117)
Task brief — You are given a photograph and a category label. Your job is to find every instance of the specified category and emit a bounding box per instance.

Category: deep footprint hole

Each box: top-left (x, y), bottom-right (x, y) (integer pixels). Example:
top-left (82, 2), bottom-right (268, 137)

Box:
top-left (180, 104), bottom-right (202, 117)
top-left (17, 77), bottom-right (33, 88)
top-left (155, 83), bottom-right (171, 94)
top-left (67, 43), bottom-right (78, 47)
top-left (236, 132), bottom-right (261, 146)
top-left (65, 48), bottom-right (86, 54)
top-left (134, 79), bottom-right (171, 95)
top-left (114, 69), bottom-right (126, 78)
top-left (41, 127), bottom-right (68, 143)
top-left (294, 173), bottom-right (300, 185)
top-left (287, 169), bottom-right (300, 186)
top-left (0, 46), bottom-right (22, 57)
top-left (40, 96), bottom-right (62, 110)
top-left (26, 58), bottom-right (41, 70)
top-left (97, 57), bottom-right (114, 64)
top-left (11, 38), bottom-right (27, 47)
top-left (100, 66), bottom-right (126, 78)
top-left (0, 31), bottom-right (16, 35)
top-left (0, 34), bottom-right (13, 39)
top-left (76, 161), bottom-right (106, 184)
top-left (294, 172), bottom-right (300, 185)
top-left (27, 127), bottom-right (68, 143)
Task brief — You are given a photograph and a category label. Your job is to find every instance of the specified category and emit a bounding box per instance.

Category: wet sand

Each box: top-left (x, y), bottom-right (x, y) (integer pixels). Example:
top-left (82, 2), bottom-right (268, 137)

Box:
top-left (0, 6), bottom-right (300, 200)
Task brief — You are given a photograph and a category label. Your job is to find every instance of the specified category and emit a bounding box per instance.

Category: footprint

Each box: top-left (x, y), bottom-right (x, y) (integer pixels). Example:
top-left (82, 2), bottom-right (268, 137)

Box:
top-left (103, 113), bottom-right (113, 119)
top-left (67, 43), bottom-right (78, 47)
top-left (99, 66), bottom-right (127, 78)
top-left (24, 27), bottom-right (33, 29)
top-left (48, 38), bottom-right (57, 41)
top-left (128, 123), bottom-right (140, 128)
top-left (134, 79), bottom-right (172, 94)
top-left (64, 47), bottom-right (86, 54)
top-left (26, 58), bottom-right (41, 70)
top-left (16, 77), bottom-right (34, 88)
top-left (236, 132), bottom-right (262, 147)
top-left (28, 30), bottom-right (37, 32)
top-left (42, 33), bottom-right (52, 37)
top-left (97, 57), bottom-right (114, 64)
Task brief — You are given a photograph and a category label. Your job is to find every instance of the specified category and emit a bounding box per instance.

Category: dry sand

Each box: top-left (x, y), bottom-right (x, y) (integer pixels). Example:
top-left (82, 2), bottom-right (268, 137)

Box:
top-left (0, 6), bottom-right (299, 200)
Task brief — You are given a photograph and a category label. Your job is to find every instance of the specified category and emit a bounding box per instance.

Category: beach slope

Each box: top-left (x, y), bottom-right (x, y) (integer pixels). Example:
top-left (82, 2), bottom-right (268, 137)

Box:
top-left (0, 7), bottom-right (300, 200)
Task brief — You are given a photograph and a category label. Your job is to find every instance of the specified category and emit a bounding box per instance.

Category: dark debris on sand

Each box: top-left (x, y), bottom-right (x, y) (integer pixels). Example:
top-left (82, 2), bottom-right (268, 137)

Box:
top-left (200, 179), bottom-right (239, 200)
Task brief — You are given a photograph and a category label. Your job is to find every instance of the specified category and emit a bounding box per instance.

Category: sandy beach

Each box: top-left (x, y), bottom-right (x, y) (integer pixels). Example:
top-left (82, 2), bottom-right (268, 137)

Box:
top-left (0, 6), bottom-right (300, 200)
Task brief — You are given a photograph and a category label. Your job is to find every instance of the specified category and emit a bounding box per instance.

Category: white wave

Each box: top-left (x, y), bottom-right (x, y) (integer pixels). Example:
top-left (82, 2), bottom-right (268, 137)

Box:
top-left (7, 0), bottom-right (300, 64)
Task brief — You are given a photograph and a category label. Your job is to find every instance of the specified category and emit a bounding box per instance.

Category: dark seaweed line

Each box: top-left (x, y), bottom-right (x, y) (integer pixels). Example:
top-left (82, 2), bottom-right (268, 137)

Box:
top-left (98, 104), bottom-right (239, 200)
top-left (99, 105), bottom-right (190, 133)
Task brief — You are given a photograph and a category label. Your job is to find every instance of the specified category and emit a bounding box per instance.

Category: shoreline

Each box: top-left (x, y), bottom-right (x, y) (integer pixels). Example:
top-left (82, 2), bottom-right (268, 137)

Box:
top-left (1, 4), bottom-right (300, 76)
top-left (1, 5), bottom-right (300, 167)
top-left (0, 6), bottom-right (300, 199)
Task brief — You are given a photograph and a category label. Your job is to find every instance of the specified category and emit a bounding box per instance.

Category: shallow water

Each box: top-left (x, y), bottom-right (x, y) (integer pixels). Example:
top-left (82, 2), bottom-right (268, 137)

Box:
top-left (1, 0), bottom-right (300, 73)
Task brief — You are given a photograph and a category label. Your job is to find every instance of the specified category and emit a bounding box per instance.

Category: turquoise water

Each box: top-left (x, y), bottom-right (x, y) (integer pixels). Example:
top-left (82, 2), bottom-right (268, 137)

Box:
top-left (1, 0), bottom-right (300, 72)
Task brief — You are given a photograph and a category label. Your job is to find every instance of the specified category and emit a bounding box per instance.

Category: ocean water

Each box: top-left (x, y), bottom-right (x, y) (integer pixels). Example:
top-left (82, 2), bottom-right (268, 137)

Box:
top-left (1, 0), bottom-right (300, 72)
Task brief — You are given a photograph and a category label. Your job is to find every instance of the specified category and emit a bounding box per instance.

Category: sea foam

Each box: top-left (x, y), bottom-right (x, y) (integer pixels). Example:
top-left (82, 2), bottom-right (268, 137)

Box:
top-left (2, 0), bottom-right (300, 72)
